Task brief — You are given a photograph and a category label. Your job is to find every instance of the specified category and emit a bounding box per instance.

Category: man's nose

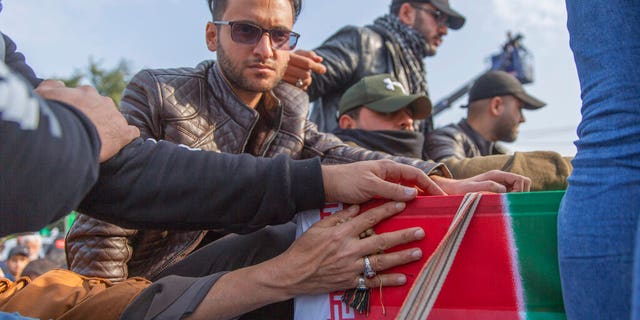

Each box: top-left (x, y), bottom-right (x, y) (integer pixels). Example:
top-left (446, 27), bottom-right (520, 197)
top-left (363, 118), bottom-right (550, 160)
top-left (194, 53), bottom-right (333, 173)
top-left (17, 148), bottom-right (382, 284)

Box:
top-left (437, 23), bottom-right (448, 36)
top-left (400, 116), bottom-right (414, 131)
top-left (253, 33), bottom-right (275, 59)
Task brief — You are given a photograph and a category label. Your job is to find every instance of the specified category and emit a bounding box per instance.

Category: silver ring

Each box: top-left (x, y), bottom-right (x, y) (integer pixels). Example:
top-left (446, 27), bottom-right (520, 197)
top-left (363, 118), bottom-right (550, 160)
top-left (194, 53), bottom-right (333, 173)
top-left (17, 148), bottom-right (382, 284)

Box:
top-left (295, 78), bottom-right (304, 88)
top-left (363, 256), bottom-right (376, 278)
top-left (357, 276), bottom-right (367, 289)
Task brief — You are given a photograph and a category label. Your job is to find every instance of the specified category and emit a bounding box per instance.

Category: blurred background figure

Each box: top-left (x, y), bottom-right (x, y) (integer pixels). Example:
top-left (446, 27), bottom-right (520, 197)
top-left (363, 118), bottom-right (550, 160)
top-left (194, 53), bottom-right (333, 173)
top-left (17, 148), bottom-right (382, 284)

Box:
top-left (20, 259), bottom-right (58, 280)
top-left (17, 233), bottom-right (43, 261)
top-left (0, 245), bottom-right (30, 281)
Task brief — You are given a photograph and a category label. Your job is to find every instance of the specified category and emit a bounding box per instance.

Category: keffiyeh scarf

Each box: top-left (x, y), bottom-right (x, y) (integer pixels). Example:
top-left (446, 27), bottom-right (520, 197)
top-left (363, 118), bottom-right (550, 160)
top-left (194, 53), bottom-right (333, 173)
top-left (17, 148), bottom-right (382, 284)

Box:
top-left (372, 14), bottom-right (431, 95)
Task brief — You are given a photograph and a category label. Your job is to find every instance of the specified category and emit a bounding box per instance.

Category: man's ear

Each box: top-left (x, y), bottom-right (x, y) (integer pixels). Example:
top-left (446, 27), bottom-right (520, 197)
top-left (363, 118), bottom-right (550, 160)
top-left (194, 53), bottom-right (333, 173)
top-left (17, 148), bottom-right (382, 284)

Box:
top-left (205, 22), bottom-right (218, 52)
top-left (397, 3), bottom-right (416, 26)
top-left (489, 96), bottom-right (504, 116)
top-left (338, 114), bottom-right (357, 129)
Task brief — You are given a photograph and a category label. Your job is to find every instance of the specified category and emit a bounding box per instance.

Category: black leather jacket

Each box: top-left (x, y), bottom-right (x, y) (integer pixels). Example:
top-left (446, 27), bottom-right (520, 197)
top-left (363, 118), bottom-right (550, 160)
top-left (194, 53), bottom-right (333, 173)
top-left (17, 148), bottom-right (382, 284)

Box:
top-left (425, 119), bottom-right (508, 161)
top-left (308, 24), bottom-right (425, 132)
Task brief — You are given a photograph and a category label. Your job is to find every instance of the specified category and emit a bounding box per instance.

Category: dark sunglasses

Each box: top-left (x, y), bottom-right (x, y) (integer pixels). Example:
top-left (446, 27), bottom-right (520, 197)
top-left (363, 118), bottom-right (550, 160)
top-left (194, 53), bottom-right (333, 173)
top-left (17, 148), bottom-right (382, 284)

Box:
top-left (213, 20), bottom-right (300, 50)
top-left (410, 5), bottom-right (450, 27)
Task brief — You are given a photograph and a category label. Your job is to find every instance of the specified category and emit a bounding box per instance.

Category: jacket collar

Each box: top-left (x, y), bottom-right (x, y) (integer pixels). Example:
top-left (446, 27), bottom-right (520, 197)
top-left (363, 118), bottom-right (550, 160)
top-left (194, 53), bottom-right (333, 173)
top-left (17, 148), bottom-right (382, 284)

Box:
top-left (205, 61), bottom-right (283, 126)
top-left (458, 119), bottom-right (495, 156)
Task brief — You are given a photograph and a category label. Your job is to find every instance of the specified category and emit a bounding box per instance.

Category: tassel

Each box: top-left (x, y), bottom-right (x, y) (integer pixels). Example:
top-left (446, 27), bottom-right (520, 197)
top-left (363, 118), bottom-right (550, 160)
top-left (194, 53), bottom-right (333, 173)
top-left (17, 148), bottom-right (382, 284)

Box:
top-left (342, 280), bottom-right (371, 314)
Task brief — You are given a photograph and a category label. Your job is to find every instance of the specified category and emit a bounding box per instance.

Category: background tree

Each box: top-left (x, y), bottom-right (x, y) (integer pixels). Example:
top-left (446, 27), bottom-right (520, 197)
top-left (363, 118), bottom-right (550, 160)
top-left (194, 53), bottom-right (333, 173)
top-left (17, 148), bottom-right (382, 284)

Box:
top-left (61, 58), bottom-right (131, 106)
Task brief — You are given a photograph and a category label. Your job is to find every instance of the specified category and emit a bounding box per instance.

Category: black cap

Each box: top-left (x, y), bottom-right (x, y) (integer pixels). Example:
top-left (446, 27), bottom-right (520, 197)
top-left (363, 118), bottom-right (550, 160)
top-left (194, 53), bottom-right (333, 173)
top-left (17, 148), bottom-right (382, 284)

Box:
top-left (468, 71), bottom-right (546, 110)
top-left (8, 245), bottom-right (29, 259)
top-left (392, 0), bottom-right (466, 30)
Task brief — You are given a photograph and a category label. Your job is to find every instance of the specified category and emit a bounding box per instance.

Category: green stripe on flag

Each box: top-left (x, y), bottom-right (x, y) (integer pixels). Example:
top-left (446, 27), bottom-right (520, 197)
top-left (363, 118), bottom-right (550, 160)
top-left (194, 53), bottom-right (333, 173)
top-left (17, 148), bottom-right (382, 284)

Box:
top-left (505, 191), bottom-right (566, 320)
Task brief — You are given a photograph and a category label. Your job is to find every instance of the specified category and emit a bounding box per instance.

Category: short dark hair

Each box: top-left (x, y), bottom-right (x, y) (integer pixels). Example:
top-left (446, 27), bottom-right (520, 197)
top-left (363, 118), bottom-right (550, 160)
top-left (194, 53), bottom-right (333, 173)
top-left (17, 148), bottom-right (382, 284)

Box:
top-left (390, 2), bottom-right (403, 15)
top-left (208, 0), bottom-right (302, 23)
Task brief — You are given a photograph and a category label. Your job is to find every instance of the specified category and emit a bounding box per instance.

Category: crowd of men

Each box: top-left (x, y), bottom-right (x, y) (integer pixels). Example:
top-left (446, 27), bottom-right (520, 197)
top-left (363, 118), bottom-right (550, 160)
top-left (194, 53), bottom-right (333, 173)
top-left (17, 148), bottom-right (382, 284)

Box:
top-left (1, 0), bottom-right (638, 319)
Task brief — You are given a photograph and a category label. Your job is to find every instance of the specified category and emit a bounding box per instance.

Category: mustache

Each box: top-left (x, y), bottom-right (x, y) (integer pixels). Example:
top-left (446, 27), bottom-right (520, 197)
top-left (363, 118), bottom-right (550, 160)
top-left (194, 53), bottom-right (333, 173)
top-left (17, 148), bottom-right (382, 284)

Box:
top-left (247, 57), bottom-right (276, 67)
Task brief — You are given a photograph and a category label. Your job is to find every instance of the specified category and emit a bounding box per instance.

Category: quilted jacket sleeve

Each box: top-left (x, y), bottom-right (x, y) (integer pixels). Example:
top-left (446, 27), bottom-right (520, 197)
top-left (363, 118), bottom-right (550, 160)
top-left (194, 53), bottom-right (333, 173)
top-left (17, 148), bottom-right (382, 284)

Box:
top-left (302, 120), bottom-right (451, 178)
top-left (66, 214), bottom-right (136, 282)
top-left (119, 70), bottom-right (165, 139)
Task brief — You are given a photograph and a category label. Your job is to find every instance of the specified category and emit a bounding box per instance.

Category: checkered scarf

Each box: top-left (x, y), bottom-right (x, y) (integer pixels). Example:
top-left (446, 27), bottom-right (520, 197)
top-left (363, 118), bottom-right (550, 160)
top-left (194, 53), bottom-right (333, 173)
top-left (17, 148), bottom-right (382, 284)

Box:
top-left (372, 14), bottom-right (431, 95)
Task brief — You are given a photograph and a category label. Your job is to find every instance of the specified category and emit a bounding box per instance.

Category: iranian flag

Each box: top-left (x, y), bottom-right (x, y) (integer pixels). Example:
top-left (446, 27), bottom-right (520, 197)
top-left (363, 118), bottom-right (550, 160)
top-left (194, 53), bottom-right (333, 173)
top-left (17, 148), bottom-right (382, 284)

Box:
top-left (294, 191), bottom-right (566, 320)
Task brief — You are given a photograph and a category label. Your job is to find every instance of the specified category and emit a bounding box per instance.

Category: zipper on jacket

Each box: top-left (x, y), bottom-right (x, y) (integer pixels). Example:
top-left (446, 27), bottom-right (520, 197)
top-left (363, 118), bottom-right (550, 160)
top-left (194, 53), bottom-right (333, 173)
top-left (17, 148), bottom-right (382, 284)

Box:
top-left (260, 102), bottom-right (284, 156)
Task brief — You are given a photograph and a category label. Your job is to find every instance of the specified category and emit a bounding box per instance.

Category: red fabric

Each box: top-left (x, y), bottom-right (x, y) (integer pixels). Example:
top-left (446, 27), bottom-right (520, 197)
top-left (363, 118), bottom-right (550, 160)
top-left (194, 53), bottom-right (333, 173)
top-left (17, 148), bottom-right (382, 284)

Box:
top-left (348, 194), bottom-right (521, 320)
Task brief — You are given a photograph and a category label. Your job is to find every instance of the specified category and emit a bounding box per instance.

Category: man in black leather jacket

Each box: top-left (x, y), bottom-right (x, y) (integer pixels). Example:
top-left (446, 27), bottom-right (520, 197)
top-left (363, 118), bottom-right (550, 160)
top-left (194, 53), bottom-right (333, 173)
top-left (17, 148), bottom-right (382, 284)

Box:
top-left (284, 0), bottom-right (465, 133)
top-left (425, 71), bottom-right (546, 161)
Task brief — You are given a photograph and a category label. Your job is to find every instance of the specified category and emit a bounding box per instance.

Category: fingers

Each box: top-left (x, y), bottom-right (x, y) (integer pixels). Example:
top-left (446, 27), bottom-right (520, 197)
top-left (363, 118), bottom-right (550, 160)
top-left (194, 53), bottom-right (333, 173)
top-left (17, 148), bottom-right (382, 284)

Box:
top-left (353, 273), bottom-right (408, 288)
top-left (374, 160), bottom-right (446, 197)
top-left (292, 50), bottom-right (326, 74)
top-left (474, 170), bottom-right (532, 193)
top-left (360, 226), bottom-right (425, 254)
top-left (349, 201), bottom-right (406, 233)
top-left (315, 204), bottom-right (360, 227)
top-left (359, 248), bottom-right (423, 274)
top-left (35, 79), bottom-right (66, 92)
top-left (284, 50), bottom-right (326, 90)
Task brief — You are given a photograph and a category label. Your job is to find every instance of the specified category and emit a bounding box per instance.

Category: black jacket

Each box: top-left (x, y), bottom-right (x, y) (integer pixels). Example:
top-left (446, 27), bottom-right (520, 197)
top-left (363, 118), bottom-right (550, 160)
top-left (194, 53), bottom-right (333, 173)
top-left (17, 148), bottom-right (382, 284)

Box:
top-left (2, 33), bottom-right (42, 87)
top-left (425, 119), bottom-right (508, 162)
top-left (308, 25), bottom-right (427, 132)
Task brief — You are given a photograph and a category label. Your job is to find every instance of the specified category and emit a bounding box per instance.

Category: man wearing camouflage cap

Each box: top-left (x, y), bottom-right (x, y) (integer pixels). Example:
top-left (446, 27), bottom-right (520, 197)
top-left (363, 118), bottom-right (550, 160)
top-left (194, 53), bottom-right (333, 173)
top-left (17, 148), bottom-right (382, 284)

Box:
top-left (334, 74), bottom-right (432, 158)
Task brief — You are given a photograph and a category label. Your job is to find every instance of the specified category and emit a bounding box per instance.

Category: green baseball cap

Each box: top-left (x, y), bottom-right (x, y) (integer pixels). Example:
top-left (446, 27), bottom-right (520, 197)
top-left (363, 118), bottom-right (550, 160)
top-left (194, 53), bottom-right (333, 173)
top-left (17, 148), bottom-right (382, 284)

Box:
top-left (468, 71), bottom-right (546, 110)
top-left (337, 74), bottom-right (432, 119)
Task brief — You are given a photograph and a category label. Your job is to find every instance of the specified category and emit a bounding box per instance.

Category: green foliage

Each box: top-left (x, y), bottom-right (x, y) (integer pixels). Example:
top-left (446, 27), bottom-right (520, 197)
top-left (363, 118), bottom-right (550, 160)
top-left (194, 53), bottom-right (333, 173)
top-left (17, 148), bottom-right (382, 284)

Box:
top-left (60, 58), bottom-right (131, 106)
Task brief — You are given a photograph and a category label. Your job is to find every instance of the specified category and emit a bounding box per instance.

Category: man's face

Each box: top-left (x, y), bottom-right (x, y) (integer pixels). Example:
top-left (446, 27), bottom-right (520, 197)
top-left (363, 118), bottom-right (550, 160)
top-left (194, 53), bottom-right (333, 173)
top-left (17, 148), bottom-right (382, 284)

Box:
top-left (213, 0), bottom-right (293, 94)
top-left (410, 3), bottom-right (449, 54)
top-left (7, 255), bottom-right (29, 277)
top-left (348, 107), bottom-right (415, 131)
top-left (494, 96), bottom-right (525, 142)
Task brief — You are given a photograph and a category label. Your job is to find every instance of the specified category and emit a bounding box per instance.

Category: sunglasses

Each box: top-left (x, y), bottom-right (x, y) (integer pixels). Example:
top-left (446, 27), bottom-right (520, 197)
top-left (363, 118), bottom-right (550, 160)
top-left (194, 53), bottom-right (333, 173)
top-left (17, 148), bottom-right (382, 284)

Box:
top-left (213, 20), bottom-right (300, 50)
top-left (410, 5), bottom-right (450, 27)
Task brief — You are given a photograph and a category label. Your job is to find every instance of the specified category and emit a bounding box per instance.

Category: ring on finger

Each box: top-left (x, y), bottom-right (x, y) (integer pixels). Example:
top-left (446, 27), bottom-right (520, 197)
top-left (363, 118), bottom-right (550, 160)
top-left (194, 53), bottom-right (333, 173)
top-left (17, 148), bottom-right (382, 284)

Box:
top-left (363, 255), bottom-right (376, 278)
top-left (357, 275), bottom-right (367, 289)
top-left (296, 78), bottom-right (304, 87)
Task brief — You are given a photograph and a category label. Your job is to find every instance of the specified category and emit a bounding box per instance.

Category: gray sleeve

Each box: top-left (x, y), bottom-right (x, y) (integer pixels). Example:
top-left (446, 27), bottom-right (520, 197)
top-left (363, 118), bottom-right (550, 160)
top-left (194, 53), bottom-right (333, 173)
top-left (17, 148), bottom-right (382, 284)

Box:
top-left (120, 273), bottom-right (228, 320)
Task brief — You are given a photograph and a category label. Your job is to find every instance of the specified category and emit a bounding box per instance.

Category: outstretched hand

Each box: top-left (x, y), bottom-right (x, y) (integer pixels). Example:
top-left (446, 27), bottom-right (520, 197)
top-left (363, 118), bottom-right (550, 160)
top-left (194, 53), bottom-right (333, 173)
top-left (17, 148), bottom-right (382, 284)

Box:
top-left (35, 80), bottom-right (140, 162)
top-left (430, 169), bottom-right (531, 194)
top-left (272, 201), bottom-right (425, 296)
top-left (283, 49), bottom-right (326, 90)
top-left (321, 159), bottom-right (446, 204)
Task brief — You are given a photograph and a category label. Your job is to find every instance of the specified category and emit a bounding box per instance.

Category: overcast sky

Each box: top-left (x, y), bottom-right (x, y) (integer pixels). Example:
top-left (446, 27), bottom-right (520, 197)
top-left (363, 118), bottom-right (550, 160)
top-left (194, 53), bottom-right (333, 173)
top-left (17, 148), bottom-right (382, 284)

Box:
top-left (0, 0), bottom-right (581, 155)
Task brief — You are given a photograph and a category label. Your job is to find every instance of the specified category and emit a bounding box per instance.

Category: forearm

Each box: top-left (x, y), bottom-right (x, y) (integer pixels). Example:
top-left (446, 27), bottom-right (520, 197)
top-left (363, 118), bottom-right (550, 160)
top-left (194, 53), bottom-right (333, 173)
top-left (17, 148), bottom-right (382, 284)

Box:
top-left (0, 64), bottom-right (100, 236)
top-left (79, 140), bottom-right (325, 231)
top-left (188, 260), bottom-right (291, 320)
